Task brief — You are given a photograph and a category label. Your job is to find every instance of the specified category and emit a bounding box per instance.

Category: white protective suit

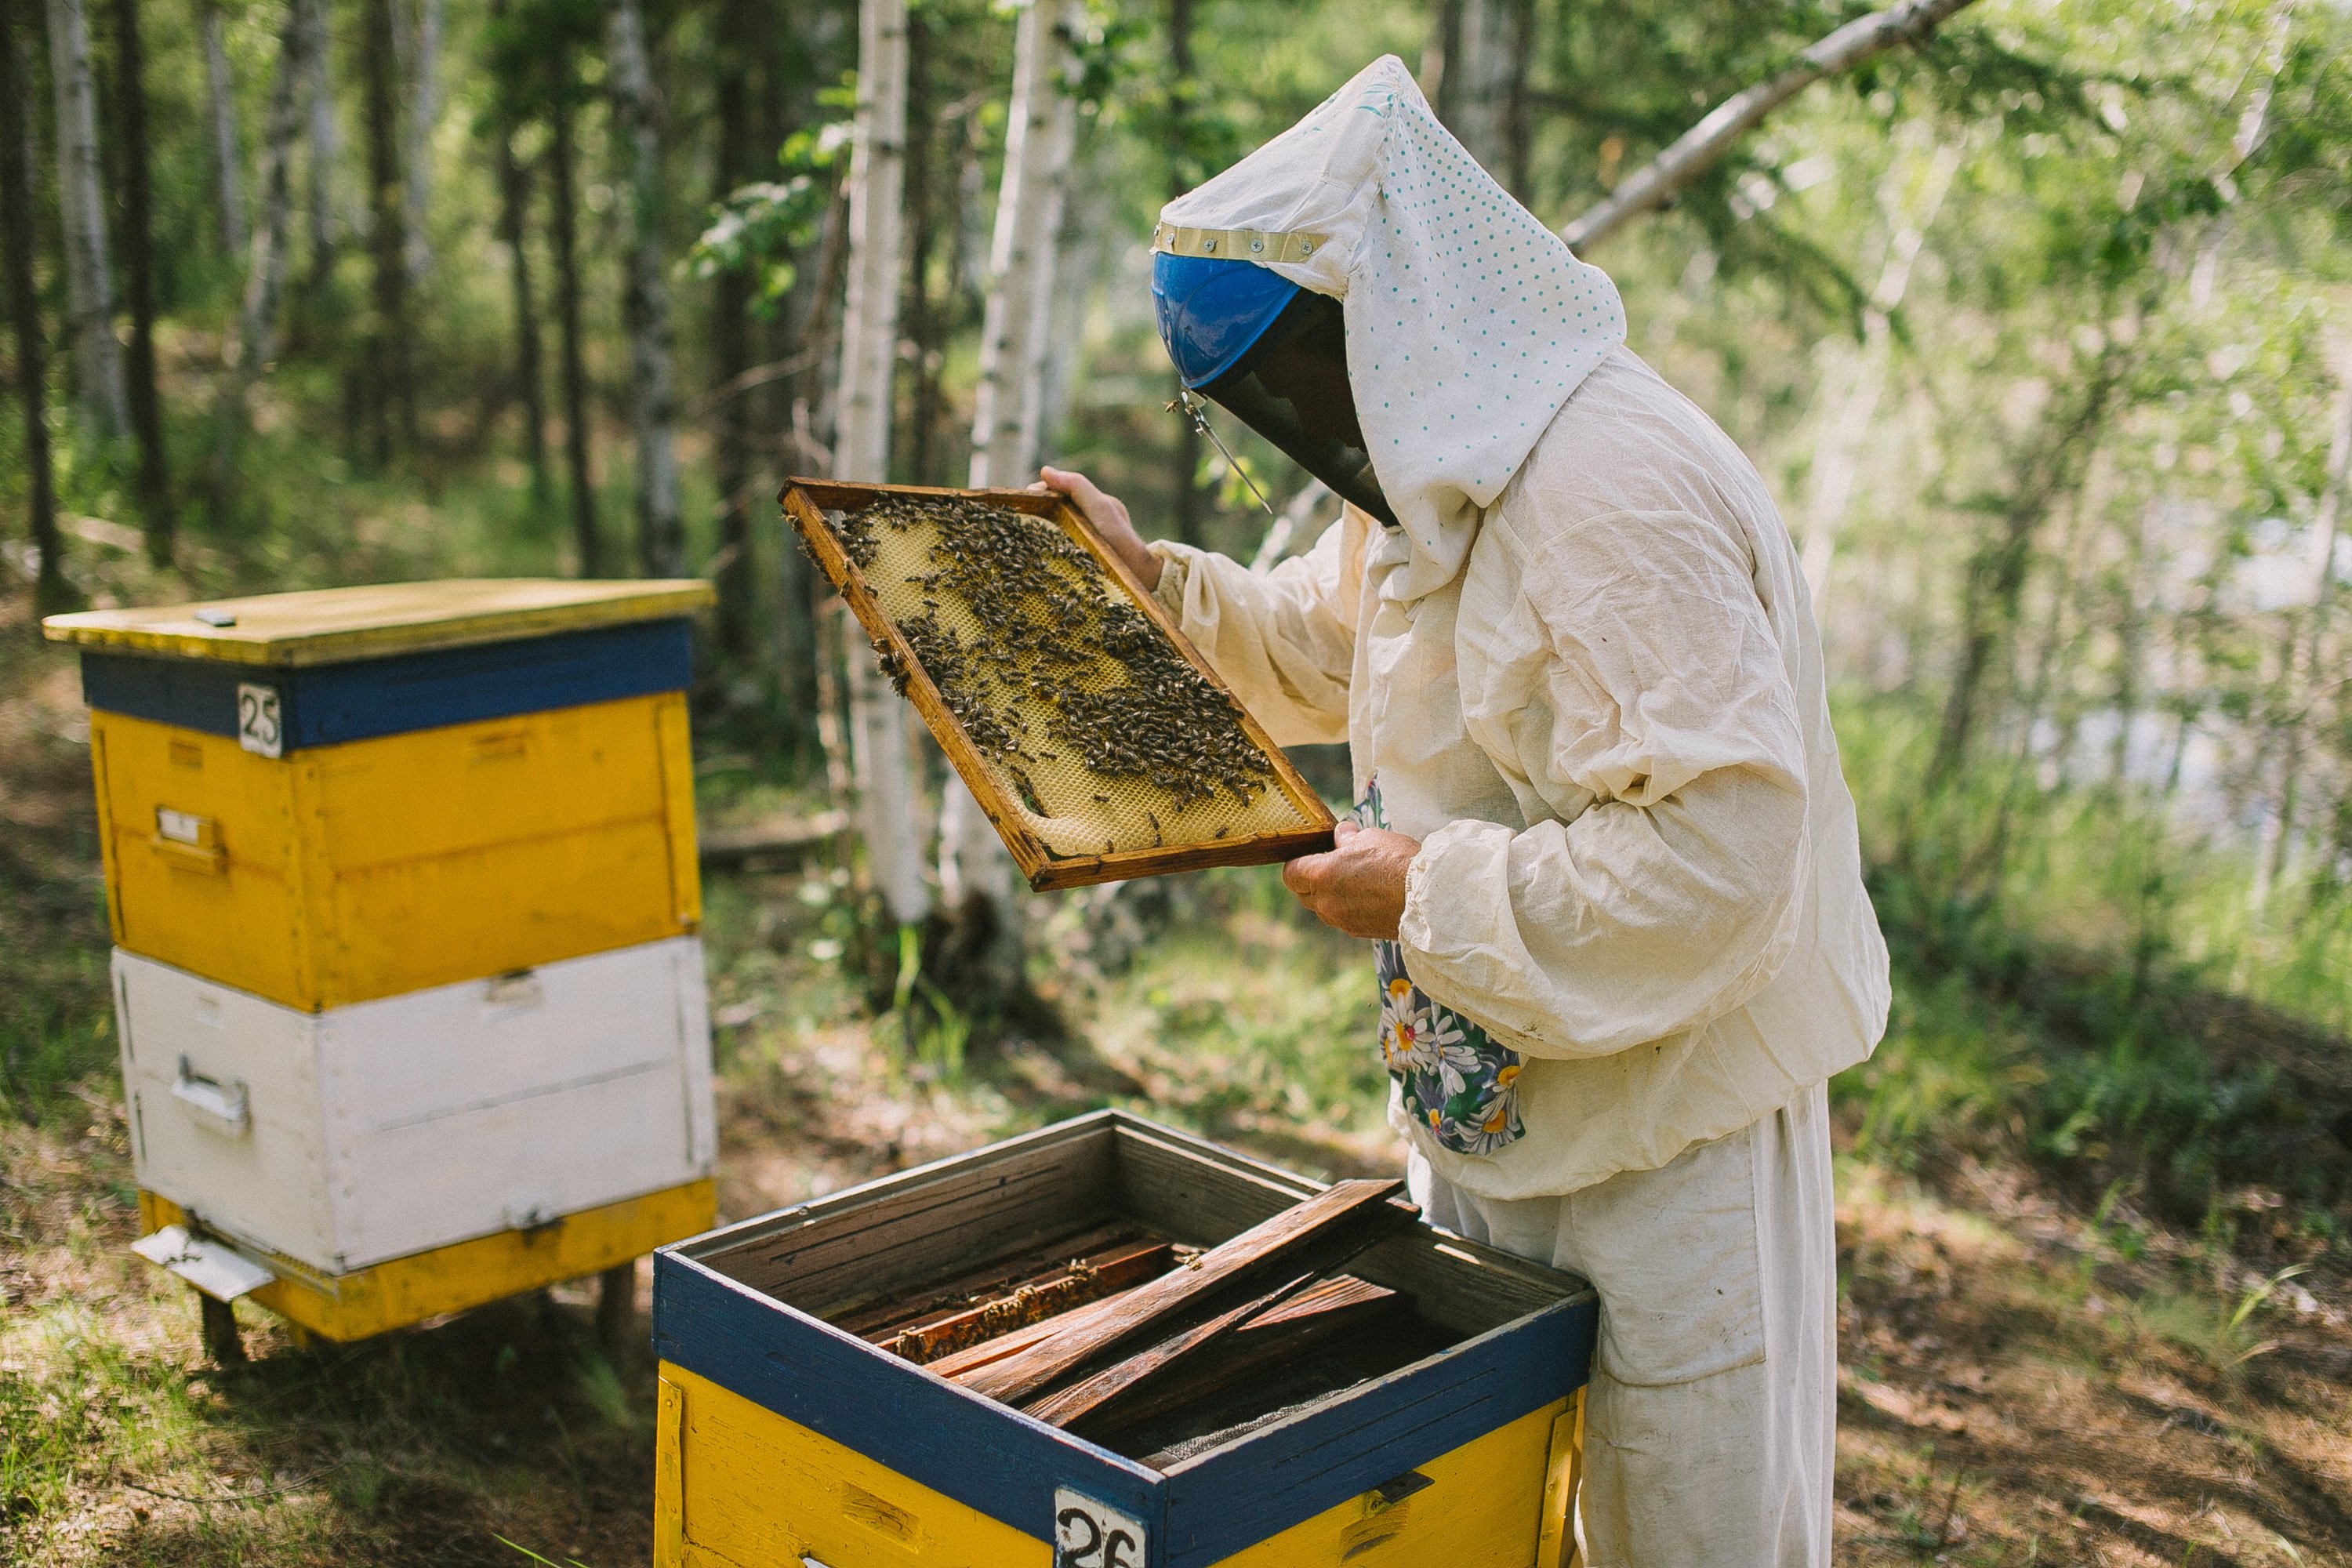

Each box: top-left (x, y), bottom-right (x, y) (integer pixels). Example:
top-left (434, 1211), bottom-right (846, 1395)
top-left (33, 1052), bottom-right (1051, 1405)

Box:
top-left (1147, 56), bottom-right (1889, 1567)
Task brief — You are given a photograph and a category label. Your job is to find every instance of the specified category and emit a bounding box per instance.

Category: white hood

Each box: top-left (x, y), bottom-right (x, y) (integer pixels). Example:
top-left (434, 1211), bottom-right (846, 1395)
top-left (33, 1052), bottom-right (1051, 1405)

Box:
top-left (1158, 55), bottom-right (1626, 603)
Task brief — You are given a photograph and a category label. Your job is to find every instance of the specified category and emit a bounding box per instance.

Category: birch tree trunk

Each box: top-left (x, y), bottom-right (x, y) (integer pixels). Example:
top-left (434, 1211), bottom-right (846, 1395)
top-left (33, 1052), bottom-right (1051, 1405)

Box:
top-left (836, 0), bottom-right (928, 929)
top-left (940, 0), bottom-right (1080, 1008)
top-left (199, 0), bottom-right (247, 261)
top-left (112, 0), bottom-right (174, 558)
top-left (213, 0), bottom-right (310, 497)
top-left (2255, 379), bottom-right (2352, 894)
top-left (710, 0), bottom-right (757, 654)
top-left (607, 0), bottom-right (684, 578)
top-left (1, 0), bottom-right (68, 609)
top-left (46, 0), bottom-right (131, 439)
top-left (1798, 140), bottom-right (1958, 606)
top-left (1166, 0), bottom-right (1203, 546)
top-left (1439, 0), bottom-right (1530, 196)
top-left (401, 0), bottom-right (441, 282)
top-left (300, 0), bottom-right (343, 301)
top-left (546, 58), bottom-right (599, 575)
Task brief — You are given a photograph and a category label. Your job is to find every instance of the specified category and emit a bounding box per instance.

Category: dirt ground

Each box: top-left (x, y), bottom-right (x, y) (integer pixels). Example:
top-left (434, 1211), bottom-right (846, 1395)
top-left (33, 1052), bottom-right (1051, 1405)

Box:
top-left (4, 617), bottom-right (2349, 1567)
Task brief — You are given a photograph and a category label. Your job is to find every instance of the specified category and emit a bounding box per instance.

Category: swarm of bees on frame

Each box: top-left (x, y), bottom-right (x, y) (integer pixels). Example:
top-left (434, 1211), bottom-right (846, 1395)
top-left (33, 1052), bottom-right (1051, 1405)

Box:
top-left (835, 495), bottom-right (1275, 815)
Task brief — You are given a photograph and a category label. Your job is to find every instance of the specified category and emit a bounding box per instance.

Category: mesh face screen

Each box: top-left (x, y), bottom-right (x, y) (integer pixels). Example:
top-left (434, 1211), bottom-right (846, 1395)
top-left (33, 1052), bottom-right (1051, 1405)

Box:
top-left (828, 497), bottom-right (1316, 862)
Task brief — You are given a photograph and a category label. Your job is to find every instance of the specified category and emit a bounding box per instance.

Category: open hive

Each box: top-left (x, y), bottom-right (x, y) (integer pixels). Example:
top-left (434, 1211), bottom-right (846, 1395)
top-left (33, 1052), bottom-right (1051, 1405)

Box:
top-left (784, 479), bottom-right (1335, 890)
top-left (652, 1112), bottom-right (1596, 1567)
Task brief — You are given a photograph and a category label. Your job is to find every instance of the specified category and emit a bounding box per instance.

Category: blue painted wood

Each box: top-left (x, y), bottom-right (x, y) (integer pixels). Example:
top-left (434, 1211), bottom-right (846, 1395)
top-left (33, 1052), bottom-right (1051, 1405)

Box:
top-left (654, 1245), bottom-right (1595, 1568)
top-left (78, 618), bottom-right (693, 750)
top-left (1159, 1294), bottom-right (1596, 1567)
top-left (654, 1250), bottom-right (1169, 1557)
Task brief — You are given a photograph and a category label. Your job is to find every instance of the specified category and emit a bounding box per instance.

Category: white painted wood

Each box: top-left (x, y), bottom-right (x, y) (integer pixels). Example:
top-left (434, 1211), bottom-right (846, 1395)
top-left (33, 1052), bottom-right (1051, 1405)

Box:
top-left (132, 1225), bottom-right (278, 1301)
top-left (114, 935), bottom-right (716, 1274)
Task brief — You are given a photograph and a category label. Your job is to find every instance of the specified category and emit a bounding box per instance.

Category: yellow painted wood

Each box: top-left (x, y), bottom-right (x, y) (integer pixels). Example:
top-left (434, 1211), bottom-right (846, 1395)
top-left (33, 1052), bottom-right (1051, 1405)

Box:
top-left (1208, 1398), bottom-right (1565, 1568)
top-left (93, 693), bottom-right (701, 1010)
top-left (659, 1362), bottom-right (1054, 1568)
top-left (652, 1362), bottom-right (1575, 1568)
top-left (655, 1374), bottom-right (686, 1568)
top-left (140, 1179), bottom-right (715, 1341)
top-left (1536, 1388), bottom-right (1586, 1568)
top-left (43, 578), bottom-right (714, 667)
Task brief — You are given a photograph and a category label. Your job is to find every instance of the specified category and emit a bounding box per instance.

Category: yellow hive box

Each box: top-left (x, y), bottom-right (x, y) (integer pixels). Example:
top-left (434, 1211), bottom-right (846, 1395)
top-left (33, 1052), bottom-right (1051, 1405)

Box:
top-left (89, 694), bottom-right (700, 1011)
top-left (47, 578), bottom-right (712, 1011)
top-left (141, 1180), bottom-right (716, 1343)
top-left (652, 1114), bottom-right (1596, 1568)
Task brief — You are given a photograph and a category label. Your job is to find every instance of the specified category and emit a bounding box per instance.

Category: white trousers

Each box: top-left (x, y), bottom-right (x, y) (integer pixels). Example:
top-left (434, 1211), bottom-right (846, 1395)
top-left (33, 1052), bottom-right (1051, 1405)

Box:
top-left (1408, 1082), bottom-right (1835, 1568)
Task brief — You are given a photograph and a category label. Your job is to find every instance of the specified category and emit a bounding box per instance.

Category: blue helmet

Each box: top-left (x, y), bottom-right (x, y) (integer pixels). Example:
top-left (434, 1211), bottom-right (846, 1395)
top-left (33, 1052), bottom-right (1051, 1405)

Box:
top-left (1152, 252), bottom-right (1301, 390)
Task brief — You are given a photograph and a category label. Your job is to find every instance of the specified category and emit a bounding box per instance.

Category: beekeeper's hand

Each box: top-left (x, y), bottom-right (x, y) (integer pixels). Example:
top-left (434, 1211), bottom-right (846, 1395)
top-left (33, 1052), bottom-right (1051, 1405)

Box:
top-left (1283, 821), bottom-right (1418, 941)
top-left (1037, 467), bottom-right (1161, 591)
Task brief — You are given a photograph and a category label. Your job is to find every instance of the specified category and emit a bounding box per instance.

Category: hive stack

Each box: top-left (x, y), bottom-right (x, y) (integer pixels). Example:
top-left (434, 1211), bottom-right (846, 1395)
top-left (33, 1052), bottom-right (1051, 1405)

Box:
top-left (43, 580), bottom-right (721, 1349)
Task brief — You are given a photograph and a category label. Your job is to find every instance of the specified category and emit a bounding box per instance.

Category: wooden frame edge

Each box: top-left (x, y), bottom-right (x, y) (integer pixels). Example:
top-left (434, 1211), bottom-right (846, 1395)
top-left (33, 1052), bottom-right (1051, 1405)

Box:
top-left (779, 478), bottom-right (1338, 892)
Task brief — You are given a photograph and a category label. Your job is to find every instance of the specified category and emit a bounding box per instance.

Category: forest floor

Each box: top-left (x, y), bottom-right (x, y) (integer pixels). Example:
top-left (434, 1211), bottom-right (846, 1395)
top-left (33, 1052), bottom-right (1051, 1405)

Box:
top-left (4, 603), bottom-right (2350, 1567)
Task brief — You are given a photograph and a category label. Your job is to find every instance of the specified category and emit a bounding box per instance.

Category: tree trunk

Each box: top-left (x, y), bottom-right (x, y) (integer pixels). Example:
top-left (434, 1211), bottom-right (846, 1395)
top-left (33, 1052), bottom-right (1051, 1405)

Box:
top-left (546, 57), bottom-right (599, 575)
top-left (46, 0), bottom-right (131, 439)
top-left (607, 0), bottom-right (683, 579)
top-left (1797, 140), bottom-right (1958, 605)
top-left (299, 0), bottom-right (342, 305)
top-left (2256, 383), bottom-right (2352, 893)
top-left (212, 0), bottom-right (310, 501)
top-left (942, 0), bottom-right (1080, 1007)
top-left (488, 16), bottom-right (546, 503)
top-left (1, 0), bottom-right (68, 610)
top-left (710, 0), bottom-right (757, 653)
top-left (836, 0), bottom-right (927, 930)
top-left (901, 3), bottom-right (944, 484)
top-left (499, 177), bottom-right (549, 496)
top-left (361, 0), bottom-right (412, 463)
top-left (1930, 341), bottom-right (2129, 781)
top-left (400, 0), bottom-right (441, 282)
top-left (1439, 0), bottom-right (1531, 196)
top-left (198, 0), bottom-right (247, 261)
top-left (111, 0), bottom-right (173, 561)
top-left (1165, 0), bottom-right (1203, 546)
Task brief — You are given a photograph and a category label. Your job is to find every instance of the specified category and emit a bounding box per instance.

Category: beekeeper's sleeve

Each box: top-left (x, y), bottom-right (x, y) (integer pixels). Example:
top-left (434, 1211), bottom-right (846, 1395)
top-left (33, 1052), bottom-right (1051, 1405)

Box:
top-left (1400, 507), bottom-right (1812, 1059)
top-left (1147, 515), bottom-right (1362, 747)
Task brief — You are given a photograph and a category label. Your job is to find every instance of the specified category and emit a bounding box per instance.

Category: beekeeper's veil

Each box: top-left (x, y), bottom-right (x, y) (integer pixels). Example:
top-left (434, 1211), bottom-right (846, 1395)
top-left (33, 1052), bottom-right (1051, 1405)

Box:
top-left (1153, 55), bottom-right (1626, 604)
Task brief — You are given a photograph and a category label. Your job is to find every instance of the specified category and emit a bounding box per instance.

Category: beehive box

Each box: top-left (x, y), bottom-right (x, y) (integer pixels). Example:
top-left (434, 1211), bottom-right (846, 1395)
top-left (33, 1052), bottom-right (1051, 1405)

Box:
top-left (784, 480), bottom-right (1337, 891)
top-left (44, 580), bottom-right (710, 1011)
top-left (116, 935), bottom-right (717, 1277)
top-left (652, 1112), bottom-right (1595, 1568)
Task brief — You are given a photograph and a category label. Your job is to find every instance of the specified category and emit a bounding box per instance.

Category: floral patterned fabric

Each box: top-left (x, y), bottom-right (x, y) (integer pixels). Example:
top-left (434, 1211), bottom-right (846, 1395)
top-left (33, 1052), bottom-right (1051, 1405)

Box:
top-left (1359, 779), bottom-right (1526, 1156)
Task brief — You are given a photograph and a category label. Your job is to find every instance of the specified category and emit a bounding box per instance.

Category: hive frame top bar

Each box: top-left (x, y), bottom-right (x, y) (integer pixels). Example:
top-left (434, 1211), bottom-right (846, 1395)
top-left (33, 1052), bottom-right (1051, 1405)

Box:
top-left (42, 578), bottom-right (716, 667)
top-left (783, 477), bottom-right (1338, 891)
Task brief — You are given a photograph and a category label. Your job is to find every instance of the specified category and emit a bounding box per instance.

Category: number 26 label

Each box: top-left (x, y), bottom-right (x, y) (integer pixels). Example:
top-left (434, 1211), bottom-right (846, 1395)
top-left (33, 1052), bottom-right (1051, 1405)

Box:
top-left (1054, 1488), bottom-right (1145, 1568)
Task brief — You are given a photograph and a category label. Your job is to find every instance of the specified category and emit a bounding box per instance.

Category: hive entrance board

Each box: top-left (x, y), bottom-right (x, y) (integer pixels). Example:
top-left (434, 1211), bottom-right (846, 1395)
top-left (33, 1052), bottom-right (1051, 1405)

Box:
top-left (783, 479), bottom-right (1335, 891)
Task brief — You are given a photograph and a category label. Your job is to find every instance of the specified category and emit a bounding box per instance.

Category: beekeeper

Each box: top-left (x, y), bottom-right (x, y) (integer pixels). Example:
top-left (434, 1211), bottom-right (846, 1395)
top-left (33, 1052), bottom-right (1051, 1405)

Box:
top-left (1039, 54), bottom-right (1889, 1568)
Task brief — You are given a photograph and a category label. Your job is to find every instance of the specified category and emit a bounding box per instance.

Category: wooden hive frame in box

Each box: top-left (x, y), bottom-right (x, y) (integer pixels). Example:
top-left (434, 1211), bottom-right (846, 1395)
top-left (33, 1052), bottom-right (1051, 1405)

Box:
top-left (653, 1110), bottom-right (1598, 1568)
top-left (782, 478), bottom-right (1338, 891)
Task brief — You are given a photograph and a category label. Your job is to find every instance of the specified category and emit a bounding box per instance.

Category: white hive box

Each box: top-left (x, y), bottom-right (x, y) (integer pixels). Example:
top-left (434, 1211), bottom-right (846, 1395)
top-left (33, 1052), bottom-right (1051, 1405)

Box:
top-left (114, 935), bottom-right (717, 1276)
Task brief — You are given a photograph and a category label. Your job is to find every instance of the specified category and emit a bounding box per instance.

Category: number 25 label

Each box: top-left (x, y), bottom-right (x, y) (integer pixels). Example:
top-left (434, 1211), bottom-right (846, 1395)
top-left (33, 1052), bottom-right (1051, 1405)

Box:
top-left (236, 683), bottom-right (283, 758)
top-left (1054, 1488), bottom-right (1145, 1568)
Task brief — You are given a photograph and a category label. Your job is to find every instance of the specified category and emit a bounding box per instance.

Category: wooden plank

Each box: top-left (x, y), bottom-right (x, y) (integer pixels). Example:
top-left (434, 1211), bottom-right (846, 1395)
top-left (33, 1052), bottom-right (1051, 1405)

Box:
top-left (43, 579), bottom-right (714, 667)
top-left (1022, 1272), bottom-right (1316, 1430)
top-left (880, 1240), bottom-right (1178, 1364)
top-left (780, 477), bottom-right (1336, 891)
top-left (652, 1250), bottom-right (1163, 1548)
top-left (956, 1178), bottom-right (1414, 1406)
top-left (1072, 1277), bottom-right (1407, 1442)
top-left (830, 1219), bottom-right (1142, 1337)
top-left (702, 1123), bottom-right (1115, 1310)
top-left (924, 1312), bottom-right (1072, 1380)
